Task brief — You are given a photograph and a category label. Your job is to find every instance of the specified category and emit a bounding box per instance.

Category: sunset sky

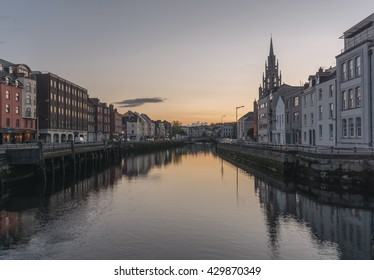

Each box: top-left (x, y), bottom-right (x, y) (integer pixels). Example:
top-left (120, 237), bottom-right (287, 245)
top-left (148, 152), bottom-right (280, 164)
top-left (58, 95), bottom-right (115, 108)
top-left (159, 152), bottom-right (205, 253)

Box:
top-left (1, 0), bottom-right (373, 124)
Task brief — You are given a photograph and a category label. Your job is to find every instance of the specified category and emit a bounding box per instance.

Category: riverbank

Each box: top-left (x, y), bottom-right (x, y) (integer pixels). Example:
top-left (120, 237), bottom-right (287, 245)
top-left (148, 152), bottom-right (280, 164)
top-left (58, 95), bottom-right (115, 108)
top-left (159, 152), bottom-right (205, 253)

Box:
top-left (0, 140), bottom-right (186, 188)
top-left (216, 143), bottom-right (374, 192)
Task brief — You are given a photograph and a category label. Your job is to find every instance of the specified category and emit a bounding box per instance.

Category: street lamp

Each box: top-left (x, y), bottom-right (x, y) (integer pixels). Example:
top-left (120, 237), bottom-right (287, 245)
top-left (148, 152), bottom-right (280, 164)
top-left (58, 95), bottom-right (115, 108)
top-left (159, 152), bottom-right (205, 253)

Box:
top-left (236, 105), bottom-right (245, 139)
top-left (221, 115), bottom-right (226, 138)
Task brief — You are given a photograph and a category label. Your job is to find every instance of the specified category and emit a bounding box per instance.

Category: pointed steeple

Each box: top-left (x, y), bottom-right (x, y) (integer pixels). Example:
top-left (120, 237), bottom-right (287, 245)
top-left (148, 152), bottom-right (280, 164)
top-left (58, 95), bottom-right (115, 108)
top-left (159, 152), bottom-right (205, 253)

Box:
top-left (259, 36), bottom-right (281, 98)
top-left (269, 36), bottom-right (274, 57)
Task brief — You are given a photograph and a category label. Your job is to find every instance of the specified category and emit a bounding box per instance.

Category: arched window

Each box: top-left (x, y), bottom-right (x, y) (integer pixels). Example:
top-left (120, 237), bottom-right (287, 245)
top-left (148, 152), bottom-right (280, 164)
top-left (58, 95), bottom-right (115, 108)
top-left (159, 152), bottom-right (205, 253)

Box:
top-left (5, 104), bottom-right (10, 113)
top-left (16, 119), bottom-right (20, 127)
top-left (5, 91), bottom-right (10, 99)
top-left (16, 106), bottom-right (19, 114)
top-left (26, 95), bottom-right (31, 104)
top-left (16, 93), bottom-right (19, 101)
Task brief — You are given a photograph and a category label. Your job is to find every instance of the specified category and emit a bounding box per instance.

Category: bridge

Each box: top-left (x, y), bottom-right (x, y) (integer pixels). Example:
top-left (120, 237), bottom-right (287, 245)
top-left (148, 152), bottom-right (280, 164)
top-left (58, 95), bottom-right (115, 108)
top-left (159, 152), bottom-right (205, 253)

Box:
top-left (187, 136), bottom-right (218, 143)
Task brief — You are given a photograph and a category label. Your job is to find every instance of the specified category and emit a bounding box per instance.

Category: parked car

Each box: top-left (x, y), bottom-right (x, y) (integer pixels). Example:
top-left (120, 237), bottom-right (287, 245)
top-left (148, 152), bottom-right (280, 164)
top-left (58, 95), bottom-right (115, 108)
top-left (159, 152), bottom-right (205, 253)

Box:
top-left (74, 136), bottom-right (86, 144)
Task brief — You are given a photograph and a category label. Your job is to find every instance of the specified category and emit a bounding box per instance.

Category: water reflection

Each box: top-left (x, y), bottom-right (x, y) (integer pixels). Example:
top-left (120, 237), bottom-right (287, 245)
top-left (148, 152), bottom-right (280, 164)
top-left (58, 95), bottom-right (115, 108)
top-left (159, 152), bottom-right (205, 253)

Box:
top-left (221, 154), bottom-right (374, 259)
top-left (1, 144), bottom-right (373, 259)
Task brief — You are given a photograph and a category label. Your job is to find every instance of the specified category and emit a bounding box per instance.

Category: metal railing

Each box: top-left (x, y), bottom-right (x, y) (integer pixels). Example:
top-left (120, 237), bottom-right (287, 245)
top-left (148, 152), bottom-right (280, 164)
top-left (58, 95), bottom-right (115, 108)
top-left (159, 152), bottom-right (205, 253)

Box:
top-left (220, 141), bottom-right (374, 156)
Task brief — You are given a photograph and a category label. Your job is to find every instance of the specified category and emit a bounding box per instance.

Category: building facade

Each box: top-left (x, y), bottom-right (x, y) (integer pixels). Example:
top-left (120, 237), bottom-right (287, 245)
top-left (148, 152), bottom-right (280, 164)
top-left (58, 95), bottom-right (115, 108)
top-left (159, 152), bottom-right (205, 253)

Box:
top-left (335, 13), bottom-right (374, 148)
top-left (34, 72), bottom-right (88, 143)
top-left (0, 59), bottom-right (36, 143)
top-left (109, 104), bottom-right (123, 140)
top-left (257, 38), bottom-right (282, 143)
top-left (237, 111), bottom-right (254, 141)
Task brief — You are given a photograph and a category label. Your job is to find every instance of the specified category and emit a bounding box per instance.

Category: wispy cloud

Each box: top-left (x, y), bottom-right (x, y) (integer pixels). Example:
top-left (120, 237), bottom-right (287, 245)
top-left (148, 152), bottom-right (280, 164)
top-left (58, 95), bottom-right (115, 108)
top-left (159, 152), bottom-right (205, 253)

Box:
top-left (116, 97), bottom-right (166, 108)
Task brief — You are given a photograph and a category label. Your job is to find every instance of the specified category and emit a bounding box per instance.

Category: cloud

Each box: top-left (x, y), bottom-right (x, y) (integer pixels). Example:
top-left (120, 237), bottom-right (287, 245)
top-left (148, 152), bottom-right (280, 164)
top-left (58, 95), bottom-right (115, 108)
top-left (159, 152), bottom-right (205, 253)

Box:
top-left (0, 41), bottom-right (5, 44)
top-left (116, 97), bottom-right (166, 108)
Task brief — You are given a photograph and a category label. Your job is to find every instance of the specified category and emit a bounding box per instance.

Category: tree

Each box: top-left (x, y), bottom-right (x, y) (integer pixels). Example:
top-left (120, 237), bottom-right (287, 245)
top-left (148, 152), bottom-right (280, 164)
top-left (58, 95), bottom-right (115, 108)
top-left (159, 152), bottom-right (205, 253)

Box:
top-left (171, 120), bottom-right (186, 136)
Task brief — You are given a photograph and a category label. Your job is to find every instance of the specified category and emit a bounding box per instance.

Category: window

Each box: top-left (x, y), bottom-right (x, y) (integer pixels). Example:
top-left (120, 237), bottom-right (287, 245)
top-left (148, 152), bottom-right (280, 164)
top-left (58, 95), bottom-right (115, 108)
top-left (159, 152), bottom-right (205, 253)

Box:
top-left (26, 82), bottom-right (31, 92)
top-left (286, 100), bottom-right (290, 109)
top-left (5, 91), bottom-right (10, 99)
top-left (329, 84), bottom-right (334, 98)
top-left (15, 93), bottom-right (19, 101)
top-left (349, 118), bottom-right (354, 137)
top-left (294, 96), bottom-right (299, 107)
top-left (355, 87), bottom-right (362, 107)
top-left (304, 131), bottom-right (307, 142)
top-left (26, 108), bottom-right (31, 117)
top-left (16, 119), bottom-right (20, 127)
top-left (293, 112), bottom-right (300, 122)
top-left (348, 59), bottom-right (354, 79)
top-left (5, 104), bottom-right (10, 113)
top-left (329, 103), bottom-right (334, 119)
top-left (342, 62), bottom-right (347, 81)
top-left (15, 106), bottom-right (19, 114)
top-left (286, 113), bottom-right (289, 124)
top-left (303, 95), bottom-right (307, 107)
top-left (348, 89), bottom-right (354, 108)
top-left (319, 125), bottom-right (323, 139)
top-left (6, 118), bottom-right (10, 127)
top-left (318, 89), bottom-right (322, 100)
top-left (26, 95), bottom-right (31, 104)
top-left (342, 91), bottom-right (347, 109)
top-left (343, 119), bottom-right (347, 137)
top-left (329, 124), bottom-right (334, 139)
top-left (355, 56), bottom-right (361, 77)
top-left (311, 113), bottom-right (314, 124)
top-left (318, 106), bottom-right (322, 120)
top-left (304, 114), bottom-right (307, 125)
top-left (311, 93), bottom-right (315, 105)
top-left (356, 117), bottom-right (361, 137)
top-left (24, 119), bottom-right (28, 128)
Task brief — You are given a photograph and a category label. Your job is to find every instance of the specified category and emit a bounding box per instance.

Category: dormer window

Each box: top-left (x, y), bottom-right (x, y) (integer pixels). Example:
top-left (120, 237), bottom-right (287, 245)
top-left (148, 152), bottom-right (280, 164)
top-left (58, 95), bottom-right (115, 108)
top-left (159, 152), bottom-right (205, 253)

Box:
top-left (8, 67), bottom-right (13, 74)
top-left (0, 64), bottom-right (3, 71)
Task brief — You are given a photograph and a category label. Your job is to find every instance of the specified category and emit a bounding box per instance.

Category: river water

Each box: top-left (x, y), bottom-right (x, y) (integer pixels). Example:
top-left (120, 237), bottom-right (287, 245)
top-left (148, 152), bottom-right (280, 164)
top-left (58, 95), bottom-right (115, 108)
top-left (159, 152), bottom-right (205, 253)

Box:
top-left (1, 144), bottom-right (373, 259)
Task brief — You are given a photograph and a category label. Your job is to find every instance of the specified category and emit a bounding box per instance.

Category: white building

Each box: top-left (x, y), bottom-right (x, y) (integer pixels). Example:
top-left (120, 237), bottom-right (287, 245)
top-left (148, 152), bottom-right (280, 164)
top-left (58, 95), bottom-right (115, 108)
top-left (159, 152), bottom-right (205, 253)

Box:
top-left (301, 68), bottom-right (336, 146)
top-left (221, 123), bottom-right (235, 138)
top-left (336, 13), bottom-right (374, 148)
top-left (273, 97), bottom-right (285, 144)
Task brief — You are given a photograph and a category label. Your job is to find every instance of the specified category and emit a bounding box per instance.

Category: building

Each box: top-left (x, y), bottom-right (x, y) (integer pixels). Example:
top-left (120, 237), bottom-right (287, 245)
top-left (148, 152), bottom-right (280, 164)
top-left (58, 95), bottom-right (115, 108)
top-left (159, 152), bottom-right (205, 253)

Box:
top-left (34, 72), bottom-right (88, 143)
top-left (237, 111), bottom-right (254, 141)
top-left (284, 87), bottom-right (304, 144)
top-left (221, 123), bottom-right (235, 138)
top-left (0, 59), bottom-right (36, 143)
top-left (335, 13), bottom-right (374, 148)
top-left (109, 104), bottom-right (122, 140)
top-left (257, 38), bottom-right (282, 143)
top-left (122, 110), bottom-right (145, 141)
top-left (89, 98), bottom-right (110, 141)
top-left (301, 67), bottom-right (336, 146)
top-left (102, 103), bottom-right (110, 141)
top-left (273, 96), bottom-right (286, 144)
top-left (154, 120), bottom-right (166, 139)
top-left (141, 113), bottom-right (155, 140)
top-left (87, 98), bottom-right (95, 142)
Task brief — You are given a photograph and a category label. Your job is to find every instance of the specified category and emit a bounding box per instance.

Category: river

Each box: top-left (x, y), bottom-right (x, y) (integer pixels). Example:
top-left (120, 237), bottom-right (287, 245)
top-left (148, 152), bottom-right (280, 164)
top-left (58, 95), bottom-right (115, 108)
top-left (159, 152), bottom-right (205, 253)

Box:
top-left (1, 144), bottom-right (373, 259)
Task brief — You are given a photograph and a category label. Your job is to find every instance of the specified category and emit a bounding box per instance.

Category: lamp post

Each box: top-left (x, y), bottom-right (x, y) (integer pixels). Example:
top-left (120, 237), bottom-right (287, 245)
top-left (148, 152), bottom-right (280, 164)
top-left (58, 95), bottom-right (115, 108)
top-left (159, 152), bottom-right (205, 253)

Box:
top-left (236, 105), bottom-right (244, 139)
top-left (221, 115), bottom-right (226, 138)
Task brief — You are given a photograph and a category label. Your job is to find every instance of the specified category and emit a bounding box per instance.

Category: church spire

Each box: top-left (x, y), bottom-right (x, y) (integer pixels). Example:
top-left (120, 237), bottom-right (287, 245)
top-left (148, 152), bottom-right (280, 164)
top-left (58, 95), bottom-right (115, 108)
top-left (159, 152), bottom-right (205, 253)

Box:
top-left (259, 36), bottom-right (281, 98)
top-left (269, 36), bottom-right (274, 57)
